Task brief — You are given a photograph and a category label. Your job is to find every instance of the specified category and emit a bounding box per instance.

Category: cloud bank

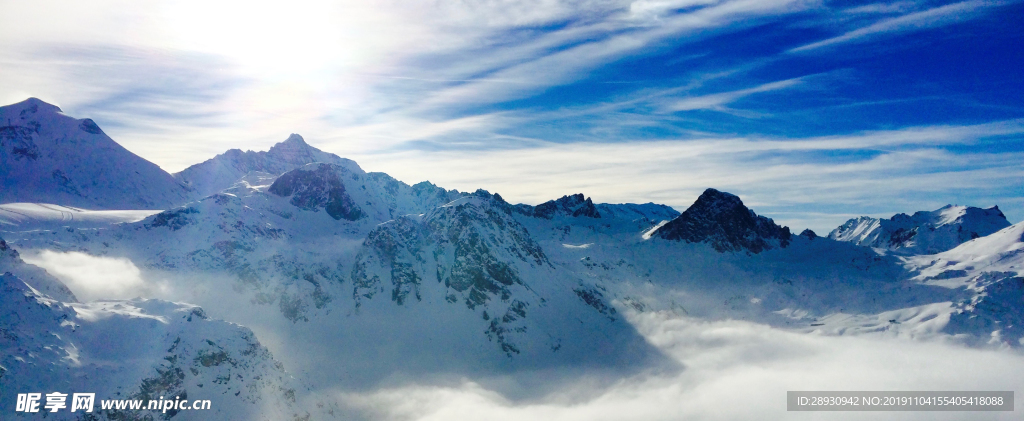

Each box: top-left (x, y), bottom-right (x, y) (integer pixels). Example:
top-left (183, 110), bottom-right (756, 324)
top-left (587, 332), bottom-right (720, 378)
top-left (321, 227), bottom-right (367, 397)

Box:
top-left (20, 250), bottom-right (165, 302)
top-left (339, 312), bottom-right (1024, 421)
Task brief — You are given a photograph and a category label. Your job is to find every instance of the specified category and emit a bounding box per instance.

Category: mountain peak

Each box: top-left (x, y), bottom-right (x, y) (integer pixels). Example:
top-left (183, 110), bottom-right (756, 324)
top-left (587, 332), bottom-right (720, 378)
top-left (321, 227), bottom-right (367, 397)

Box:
top-left (829, 204), bottom-right (1011, 254)
top-left (0, 236), bottom-right (18, 259)
top-left (5, 97), bottom-right (63, 115)
top-left (655, 188), bottom-right (791, 253)
top-left (693, 188), bottom-right (742, 210)
top-left (282, 133), bottom-right (308, 145)
top-left (175, 134), bottom-right (363, 199)
top-left (267, 133), bottom-right (315, 156)
top-left (0, 99), bottom-right (190, 209)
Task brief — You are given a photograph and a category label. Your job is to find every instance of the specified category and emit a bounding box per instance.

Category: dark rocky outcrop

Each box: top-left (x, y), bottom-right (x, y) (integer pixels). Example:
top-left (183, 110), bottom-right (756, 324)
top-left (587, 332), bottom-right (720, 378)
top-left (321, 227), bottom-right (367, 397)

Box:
top-left (656, 188), bottom-right (791, 253)
top-left (269, 164), bottom-right (363, 221)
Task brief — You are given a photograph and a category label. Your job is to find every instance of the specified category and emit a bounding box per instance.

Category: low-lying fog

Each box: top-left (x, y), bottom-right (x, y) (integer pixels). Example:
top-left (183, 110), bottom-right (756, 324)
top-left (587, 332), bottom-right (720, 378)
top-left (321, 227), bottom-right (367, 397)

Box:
top-left (28, 250), bottom-right (1024, 421)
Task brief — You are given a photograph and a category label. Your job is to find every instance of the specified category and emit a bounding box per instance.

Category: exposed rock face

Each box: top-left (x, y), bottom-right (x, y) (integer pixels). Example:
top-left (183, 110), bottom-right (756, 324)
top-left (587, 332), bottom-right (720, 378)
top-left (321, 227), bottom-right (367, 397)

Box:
top-left (656, 188), bottom-right (791, 253)
top-left (800, 229), bottom-right (817, 240)
top-left (514, 193), bottom-right (601, 219)
top-left (425, 194), bottom-right (548, 309)
top-left (269, 163), bottom-right (364, 221)
top-left (331, 190), bottom-right (670, 369)
top-left (829, 205), bottom-right (1010, 254)
top-left (351, 192), bottom-right (550, 356)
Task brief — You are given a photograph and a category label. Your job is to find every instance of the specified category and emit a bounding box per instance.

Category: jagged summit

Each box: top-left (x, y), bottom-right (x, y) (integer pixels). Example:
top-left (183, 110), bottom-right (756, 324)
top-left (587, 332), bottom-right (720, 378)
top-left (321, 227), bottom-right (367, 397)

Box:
top-left (0, 99), bottom-right (190, 209)
top-left (513, 193), bottom-right (601, 219)
top-left (829, 204), bottom-right (1010, 254)
top-left (655, 188), bottom-right (791, 253)
top-left (267, 133), bottom-right (316, 159)
top-left (174, 133), bottom-right (361, 199)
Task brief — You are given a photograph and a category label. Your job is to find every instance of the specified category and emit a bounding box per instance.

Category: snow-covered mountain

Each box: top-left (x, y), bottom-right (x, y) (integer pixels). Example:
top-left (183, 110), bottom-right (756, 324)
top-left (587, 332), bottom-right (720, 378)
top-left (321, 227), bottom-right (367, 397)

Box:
top-left (905, 221), bottom-right (1024, 345)
top-left (8, 155), bottom-right (1021, 359)
top-left (0, 98), bottom-right (191, 209)
top-left (828, 205), bottom-right (1010, 255)
top-left (3, 102), bottom-right (1023, 419)
top-left (174, 134), bottom-right (360, 199)
top-left (350, 191), bottom-right (666, 364)
top-left (7, 171), bottom-right (672, 390)
top-left (0, 240), bottom-right (335, 420)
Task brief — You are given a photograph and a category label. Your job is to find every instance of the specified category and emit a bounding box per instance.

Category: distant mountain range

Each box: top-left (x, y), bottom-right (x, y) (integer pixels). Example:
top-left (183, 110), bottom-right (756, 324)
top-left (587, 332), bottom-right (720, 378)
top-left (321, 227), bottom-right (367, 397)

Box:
top-left (829, 205), bottom-right (1010, 254)
top-left (2, 99), bottom-right (1021, 419)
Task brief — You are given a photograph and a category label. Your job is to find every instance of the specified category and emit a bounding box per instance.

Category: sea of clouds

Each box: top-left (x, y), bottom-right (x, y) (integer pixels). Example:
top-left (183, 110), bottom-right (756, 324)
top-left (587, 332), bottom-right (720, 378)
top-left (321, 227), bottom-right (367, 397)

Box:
top-left (337, 312), bottom-right (1024, 421)
top-left (23, 250), bottom-right (1024, 421)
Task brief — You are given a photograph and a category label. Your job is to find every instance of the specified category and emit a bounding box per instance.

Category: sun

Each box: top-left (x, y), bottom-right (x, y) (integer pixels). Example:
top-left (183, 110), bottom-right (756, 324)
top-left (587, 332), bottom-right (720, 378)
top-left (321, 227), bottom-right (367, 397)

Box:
top-left (158, 0), bottom-right (350, 80)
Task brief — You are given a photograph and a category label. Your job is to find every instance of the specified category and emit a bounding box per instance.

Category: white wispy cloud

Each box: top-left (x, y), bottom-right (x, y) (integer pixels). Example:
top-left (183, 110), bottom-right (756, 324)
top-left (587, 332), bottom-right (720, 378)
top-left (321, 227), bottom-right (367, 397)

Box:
top-left (790, 0), bottom-right (1001, 52)
top-left (20, 250), bottom-right (167, 301)
top-left (413, 0), bottom-right (812, 109)
top-left (842, 1), bottom-right (918, 15)
top-left (0, 0), bottom-right (1018, 232)
top-left (663, 77), bottom-right (803, 112)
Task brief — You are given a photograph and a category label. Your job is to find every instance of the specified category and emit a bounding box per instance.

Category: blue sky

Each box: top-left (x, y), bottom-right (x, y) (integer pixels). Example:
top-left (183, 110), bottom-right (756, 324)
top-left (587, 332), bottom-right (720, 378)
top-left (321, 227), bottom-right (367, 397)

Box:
top-left (1, 0), bottom-right (1021, 232)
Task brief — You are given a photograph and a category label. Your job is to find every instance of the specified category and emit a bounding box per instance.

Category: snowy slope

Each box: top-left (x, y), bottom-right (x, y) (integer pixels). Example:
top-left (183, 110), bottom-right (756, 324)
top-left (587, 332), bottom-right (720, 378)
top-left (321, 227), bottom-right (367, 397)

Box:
top-left (0, 203), bottom-right (160, 232)
top-left (174, 134), bottom-right (362, 199)
top-left (0, 98), bottom-right (191, 209)
top-left (905, 221), bottom-right (1024, 345)
top-left (351, 191), bottom-right (664, 363)
top-left (0, 247), bottom-right (336, 420)
top-left (828, 205), bottom-right (1010, 255)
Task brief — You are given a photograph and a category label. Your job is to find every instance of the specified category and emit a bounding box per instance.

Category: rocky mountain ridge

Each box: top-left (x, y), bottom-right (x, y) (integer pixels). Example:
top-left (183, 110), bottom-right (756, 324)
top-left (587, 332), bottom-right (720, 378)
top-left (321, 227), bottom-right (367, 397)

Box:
top-left (829, 204), bottom-right (1010, 255)
top-left (655, 188), bottom-right (791, 253)
top-left (2, 99), bottom-right (1023, 419)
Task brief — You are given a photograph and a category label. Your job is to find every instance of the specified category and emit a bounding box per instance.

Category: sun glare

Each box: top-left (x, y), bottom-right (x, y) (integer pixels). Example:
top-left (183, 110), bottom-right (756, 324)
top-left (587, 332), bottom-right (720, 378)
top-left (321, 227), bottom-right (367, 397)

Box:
top-left (159, 0), bottom-right (348, 79)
